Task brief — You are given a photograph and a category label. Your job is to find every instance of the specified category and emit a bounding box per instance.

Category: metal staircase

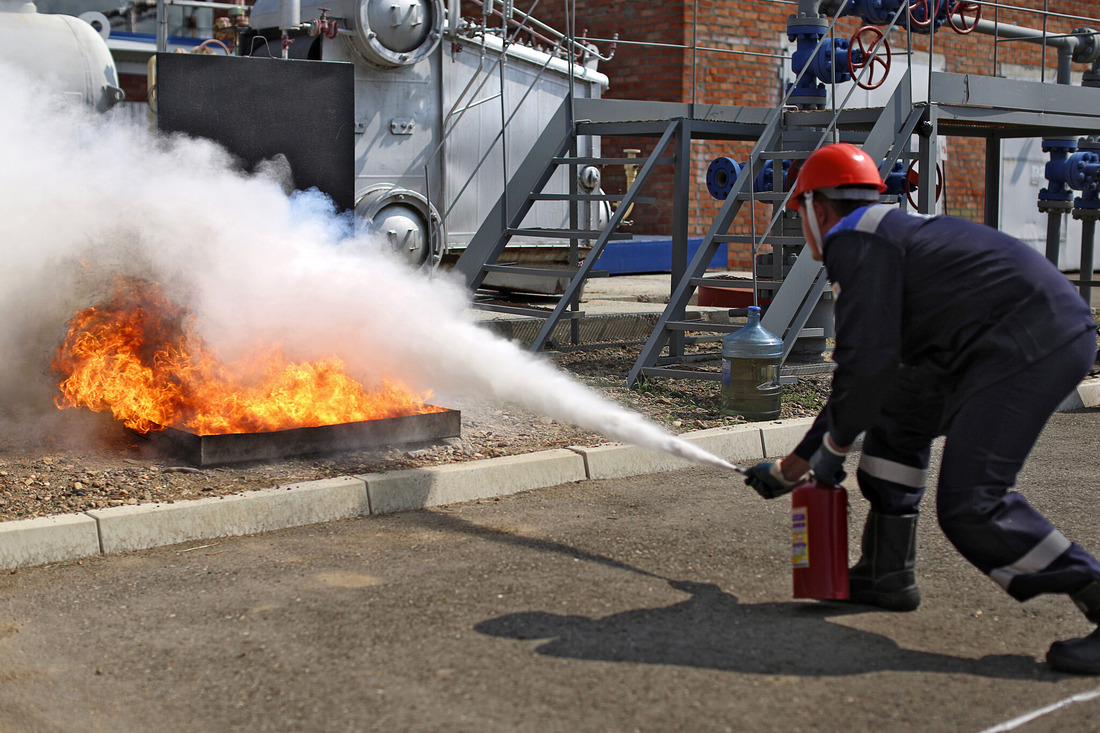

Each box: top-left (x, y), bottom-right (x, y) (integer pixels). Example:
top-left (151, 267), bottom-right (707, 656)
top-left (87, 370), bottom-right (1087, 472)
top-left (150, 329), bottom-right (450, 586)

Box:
top-left (625, 68), bottom-right (927, 387)
top-left (621, 7), bottom-right (932, 387)
top-left (450, 0), bottom-right (1100, 391)
top-left (454, 2), bottom-right (917, 383)
top-left (452, 102), bottom-right (681, 351)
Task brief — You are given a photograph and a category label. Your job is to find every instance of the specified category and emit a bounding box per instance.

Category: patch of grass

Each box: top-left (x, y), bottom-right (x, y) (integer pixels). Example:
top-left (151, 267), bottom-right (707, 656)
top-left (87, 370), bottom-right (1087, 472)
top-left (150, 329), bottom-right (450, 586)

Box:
top-left (781, 383), bottom-right (828, 412)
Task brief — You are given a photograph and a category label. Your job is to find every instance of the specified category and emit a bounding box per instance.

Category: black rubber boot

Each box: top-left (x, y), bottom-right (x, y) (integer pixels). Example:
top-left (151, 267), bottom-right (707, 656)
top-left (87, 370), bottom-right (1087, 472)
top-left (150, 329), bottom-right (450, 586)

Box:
top-left (1048, 581), bottom-right (1100, 674)
top-left (848, 511), bottom-right (921, 612)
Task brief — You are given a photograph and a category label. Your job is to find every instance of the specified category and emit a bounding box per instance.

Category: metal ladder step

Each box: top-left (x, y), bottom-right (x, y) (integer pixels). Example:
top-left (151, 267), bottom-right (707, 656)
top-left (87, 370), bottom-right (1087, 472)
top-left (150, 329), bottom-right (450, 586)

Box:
top-left (663, 319), bottom-right (743, 334)
top-left (642, 359), bottom-right (830, 385)
top-left (640, 365), bottom-right (722, 382)
top-left (481, 263), bottom-right (611, 279)
top-left (732, 191), bottom-right (790, 203)
top-left (551, 156), bottom-right (674, 166)
top-left (689, 277), bottom-right (785, 289)
top-left (528, 193), bottom-right (658, 204)
top-left (657, 321), bottom-right (824, 337)
top-left (713, 235), bottom-right (805, 246)
top-left (482, 264), bottom-right (578, 278)
top-left (473, 302), bottom-right (586, 319)
top-left (757, 150), bottom-right (814, 161)
top-left (507, 227), bottom-right (633, 240)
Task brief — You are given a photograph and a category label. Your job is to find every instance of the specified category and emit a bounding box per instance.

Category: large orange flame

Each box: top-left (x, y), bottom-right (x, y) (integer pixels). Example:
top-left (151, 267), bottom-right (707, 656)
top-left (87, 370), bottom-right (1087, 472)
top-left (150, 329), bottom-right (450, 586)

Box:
top-left (52, 279), bottom-right (441, 435)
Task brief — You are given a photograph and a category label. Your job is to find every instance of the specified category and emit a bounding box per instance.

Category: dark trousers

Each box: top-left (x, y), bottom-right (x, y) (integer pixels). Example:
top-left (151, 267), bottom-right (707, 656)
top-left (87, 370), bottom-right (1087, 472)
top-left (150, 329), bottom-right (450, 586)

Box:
top-left (854, 328), bottom-right (1100, 601)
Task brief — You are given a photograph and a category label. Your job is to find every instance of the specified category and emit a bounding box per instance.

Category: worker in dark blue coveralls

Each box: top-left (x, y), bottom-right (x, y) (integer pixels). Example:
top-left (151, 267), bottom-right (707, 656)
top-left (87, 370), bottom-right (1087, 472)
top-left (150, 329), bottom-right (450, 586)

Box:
top-left (743, 142), bottom-right (1100, 674)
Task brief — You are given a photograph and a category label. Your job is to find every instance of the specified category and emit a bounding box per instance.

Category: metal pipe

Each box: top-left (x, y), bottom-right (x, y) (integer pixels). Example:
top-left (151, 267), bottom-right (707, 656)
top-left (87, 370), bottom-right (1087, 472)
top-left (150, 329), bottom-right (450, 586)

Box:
top-left (1045, 210), bottom-right (1063, 264)
top-left (1081, 218), bottom-right (1096, 304)
top-left (965, 17), bottom-right (1081, 54)
top-left (577, 36), bottom-right (789, 60)
top-left (1058, 45), bottom-right (1073, 85)
top-left (156, 0), bottom-right (167, 52)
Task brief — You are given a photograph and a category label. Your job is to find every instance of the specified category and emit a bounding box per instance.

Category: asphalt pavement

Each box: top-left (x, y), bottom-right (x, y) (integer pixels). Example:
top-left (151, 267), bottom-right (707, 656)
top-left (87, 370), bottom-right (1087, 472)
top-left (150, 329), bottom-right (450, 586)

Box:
top-left (1, 408), bottom-right (1099, 732)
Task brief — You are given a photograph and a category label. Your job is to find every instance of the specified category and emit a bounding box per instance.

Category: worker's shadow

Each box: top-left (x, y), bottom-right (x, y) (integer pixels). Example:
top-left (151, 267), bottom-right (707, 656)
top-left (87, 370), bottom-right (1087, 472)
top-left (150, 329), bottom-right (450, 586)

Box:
top-left (475, 579), bottom-right (1044, 679)
top-left (405, 510), bottom-right (1043, 680)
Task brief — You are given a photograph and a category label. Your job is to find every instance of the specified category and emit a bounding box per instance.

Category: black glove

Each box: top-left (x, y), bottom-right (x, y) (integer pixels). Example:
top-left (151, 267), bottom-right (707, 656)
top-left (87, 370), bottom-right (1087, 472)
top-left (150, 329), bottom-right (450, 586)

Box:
top-left (809, 437), bottom-right (848, 486)
top-left (744, 461), bottom-right (801, 500)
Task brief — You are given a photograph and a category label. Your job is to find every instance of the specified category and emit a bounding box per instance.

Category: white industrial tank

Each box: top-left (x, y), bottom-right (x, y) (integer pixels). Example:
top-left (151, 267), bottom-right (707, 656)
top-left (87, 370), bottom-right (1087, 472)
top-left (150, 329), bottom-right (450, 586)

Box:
top-left (244, 0), bottom-right (608, 274)
top-left (0, 0), bottom-right (123, 112)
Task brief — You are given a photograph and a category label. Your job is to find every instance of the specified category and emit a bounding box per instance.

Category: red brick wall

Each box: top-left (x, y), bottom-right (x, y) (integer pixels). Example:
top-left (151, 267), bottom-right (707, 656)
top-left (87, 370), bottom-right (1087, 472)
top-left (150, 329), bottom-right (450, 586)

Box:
top-left (119, 73), bottom-right (148, 103)
top-left (529, 0), bottom-right (1099, 269)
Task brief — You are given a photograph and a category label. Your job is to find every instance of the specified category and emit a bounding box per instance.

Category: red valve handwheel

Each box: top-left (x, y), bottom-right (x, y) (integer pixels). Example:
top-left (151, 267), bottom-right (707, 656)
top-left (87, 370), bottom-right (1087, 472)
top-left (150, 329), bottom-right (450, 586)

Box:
top-left (948, 0), bottom-right (982, 34)
top-left (848, 26), bottom-right (892, 91)
top-left (908, 0), bottom-right (941, 28)
top-left (906, 159), bottom-right (944, 210)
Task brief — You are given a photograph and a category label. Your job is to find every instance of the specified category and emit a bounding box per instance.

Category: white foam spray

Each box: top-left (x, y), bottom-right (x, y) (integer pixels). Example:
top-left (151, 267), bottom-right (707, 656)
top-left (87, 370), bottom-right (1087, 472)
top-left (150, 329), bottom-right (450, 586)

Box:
top-left (0, 62), bottom-right (736, 471)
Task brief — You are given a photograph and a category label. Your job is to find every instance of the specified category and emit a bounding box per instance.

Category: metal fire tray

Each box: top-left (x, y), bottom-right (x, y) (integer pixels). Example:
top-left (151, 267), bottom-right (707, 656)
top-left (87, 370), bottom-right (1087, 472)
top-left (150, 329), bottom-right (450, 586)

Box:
top-left (144, 408), bottom-right (460, 466)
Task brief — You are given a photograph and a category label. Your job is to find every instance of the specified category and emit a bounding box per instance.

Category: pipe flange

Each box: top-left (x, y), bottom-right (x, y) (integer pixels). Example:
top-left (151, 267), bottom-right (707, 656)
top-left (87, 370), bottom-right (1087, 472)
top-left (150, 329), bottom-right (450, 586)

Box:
top-left (1042, 138), bottom-right (1077, 153)
top-left (354, 184), bottom-right (444, 267)
top-left (787, 13), bottom-right (828, 40)
top-left (578, 165), bottom-right (601, 192)
top-left (787, 13), bottom-right (829, 29)
top-left (1037, 197), bottom-right (1074, 214)
top-left (1072, 206), bottom-right (1100, 222)
top-left (1072, 27), bottom-right (1100, 65)
top-left (346, 0), bottom-right (443, 69)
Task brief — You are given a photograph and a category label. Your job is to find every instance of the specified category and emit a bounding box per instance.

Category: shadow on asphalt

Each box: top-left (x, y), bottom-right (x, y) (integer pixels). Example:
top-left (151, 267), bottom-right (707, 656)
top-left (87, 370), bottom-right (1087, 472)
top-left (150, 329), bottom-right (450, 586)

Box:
top-left (406, 510), bottom-right (1044, 681)
top-left (475, 580), bottom-right (1043, 679)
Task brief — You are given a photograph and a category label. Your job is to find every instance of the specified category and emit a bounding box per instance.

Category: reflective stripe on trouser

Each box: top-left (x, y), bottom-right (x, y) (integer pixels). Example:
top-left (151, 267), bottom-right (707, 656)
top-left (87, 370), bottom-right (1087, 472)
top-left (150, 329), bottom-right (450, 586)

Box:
top-left (936, 329), bottom-right (1100, 601)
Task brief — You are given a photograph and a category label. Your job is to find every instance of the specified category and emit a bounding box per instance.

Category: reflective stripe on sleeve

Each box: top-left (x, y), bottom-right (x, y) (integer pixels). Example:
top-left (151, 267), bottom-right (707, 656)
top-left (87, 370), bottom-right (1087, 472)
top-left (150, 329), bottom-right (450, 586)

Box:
top-left (853, 204), bottom-right (891, 234)
top-left (989, 531), bottom-right (1073, 589)
top-left (857, 453), bottom-right (927, 488)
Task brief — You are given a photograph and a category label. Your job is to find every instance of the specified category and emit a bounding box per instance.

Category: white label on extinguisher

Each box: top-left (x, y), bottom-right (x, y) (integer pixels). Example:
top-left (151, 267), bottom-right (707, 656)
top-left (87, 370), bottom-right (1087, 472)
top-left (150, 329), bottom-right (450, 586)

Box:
top-left (792, 506), bottom-right (809, 568)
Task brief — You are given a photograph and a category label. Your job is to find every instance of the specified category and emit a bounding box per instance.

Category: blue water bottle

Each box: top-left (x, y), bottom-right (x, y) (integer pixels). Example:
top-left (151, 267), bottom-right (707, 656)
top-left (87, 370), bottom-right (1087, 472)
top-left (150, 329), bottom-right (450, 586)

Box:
top-left (720, 306), bottom-right (783, 421)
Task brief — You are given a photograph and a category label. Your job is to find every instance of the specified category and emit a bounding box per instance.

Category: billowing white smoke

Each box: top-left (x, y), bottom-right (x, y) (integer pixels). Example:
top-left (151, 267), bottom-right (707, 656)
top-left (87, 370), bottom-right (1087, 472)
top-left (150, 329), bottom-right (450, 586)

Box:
top-left (0, 62), bottom-right (735, 470)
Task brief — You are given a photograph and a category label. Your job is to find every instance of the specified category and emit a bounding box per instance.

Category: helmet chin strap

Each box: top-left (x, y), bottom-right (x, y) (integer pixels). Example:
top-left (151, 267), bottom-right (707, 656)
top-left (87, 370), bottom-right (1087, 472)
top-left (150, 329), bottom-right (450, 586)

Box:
top-left (802, 191), bottom-right (823, 251)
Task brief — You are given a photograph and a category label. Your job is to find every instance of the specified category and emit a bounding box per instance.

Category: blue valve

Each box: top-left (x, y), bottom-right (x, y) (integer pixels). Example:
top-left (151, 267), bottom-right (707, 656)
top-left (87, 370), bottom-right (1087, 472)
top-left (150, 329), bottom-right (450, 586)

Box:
top-left (754, 159), bottom-right (792, 193)
top-left (789, 22), bottom-right (830, 102)
top-left (808, 36), bottom-right (854, 85)
top-left (705, 157), bottom-right (792, 200)
top-left (706, 157), bottom-right (742, 200)
top-left (848, 0), bottom-right (908, 26)
top-left (882, 160), bottom-right (911, 200)
top-left (1039, 139), bottom-right (1096, 207)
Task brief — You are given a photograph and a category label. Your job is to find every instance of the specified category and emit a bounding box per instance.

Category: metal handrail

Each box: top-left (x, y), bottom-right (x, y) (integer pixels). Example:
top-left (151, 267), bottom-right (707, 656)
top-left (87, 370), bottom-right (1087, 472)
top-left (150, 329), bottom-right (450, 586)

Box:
top-left (463, 0), bottom-right (615, 62)
top-left (427, 0), bottom-right (1098, 273)
top-left (424, 1), bottom-right (590, 266)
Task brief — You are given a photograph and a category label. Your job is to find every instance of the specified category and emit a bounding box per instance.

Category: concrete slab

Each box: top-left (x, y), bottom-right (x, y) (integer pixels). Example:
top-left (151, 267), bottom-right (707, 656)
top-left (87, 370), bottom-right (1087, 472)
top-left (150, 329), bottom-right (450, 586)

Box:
top-left (759, 417), bottom-right (816, 458)
top-left (0, 513), bottom-right (100, 570)
top-left (360, 449), bottom-right (587, 515)
top-left (1058, 377), bottom-right (1100, 411)
top-left (571, 424), bottom-right (765, 480)
top-left (86, 477), bottom-right (367, 554)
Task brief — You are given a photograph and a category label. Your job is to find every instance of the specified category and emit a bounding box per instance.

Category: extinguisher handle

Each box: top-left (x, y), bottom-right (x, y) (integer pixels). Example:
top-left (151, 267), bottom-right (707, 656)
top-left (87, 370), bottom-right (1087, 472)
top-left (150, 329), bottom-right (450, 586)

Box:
top-left (742, 462), bottom-right (799, 500)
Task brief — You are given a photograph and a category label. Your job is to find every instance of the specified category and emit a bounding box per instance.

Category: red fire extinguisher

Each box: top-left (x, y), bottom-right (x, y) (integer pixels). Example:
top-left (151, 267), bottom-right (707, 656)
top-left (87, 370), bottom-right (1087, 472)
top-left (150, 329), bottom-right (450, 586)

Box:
top-left (791, 479), bottom-right (849, 600)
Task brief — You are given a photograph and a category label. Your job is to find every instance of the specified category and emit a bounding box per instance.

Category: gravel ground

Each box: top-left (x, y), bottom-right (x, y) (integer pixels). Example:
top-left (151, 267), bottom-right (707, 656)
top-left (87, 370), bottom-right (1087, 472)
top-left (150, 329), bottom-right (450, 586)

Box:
top-left (0, 332), bottom-right (1095, 523)
top-left (0, 341), bottom-right (831, 522)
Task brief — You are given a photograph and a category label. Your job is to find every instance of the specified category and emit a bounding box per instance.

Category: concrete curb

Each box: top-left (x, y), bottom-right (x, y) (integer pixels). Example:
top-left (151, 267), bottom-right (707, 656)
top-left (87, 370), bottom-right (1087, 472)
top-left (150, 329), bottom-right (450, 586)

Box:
top-left (1058, 377), bottom-right (1100, 412)
top-left (85, 477), bottom-right (368, 554)
top-left (2, 377), bottom-right (1097, 570)
top-left (359, 449), bottom-right (587, 515)
top-left (0, 514), bottom-right (100, 569)
top-left (570, 424), bottom-right (765, 480)
top-left (759, 417), bottom-right (817, 458)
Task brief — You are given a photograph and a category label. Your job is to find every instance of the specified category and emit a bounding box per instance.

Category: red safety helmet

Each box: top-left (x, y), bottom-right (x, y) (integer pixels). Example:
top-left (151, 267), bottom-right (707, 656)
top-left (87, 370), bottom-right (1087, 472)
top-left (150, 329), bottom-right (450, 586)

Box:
top-left (786, 143), bottom-right (886, 210)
